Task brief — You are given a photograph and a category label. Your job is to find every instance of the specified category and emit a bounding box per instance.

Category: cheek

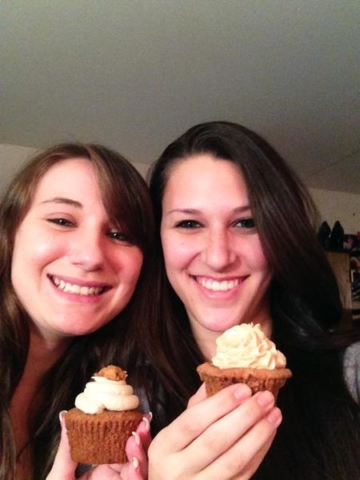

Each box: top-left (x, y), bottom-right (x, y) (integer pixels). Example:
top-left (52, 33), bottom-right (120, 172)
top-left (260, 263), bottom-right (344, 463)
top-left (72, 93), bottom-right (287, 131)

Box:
top-left (245, 239), bottom-right (270, 273)
top-left (12, 228), bottom-right (50, 273)
top-left (11, 229), bottom-right (50, 302)
top-left (14, 220), bottom-right (61, 261)
top-left (254, 251), bottom-right (269, 271)
top-left (161, 231), bottom-right (195, 268)
top-left (116, 248), bottom-right (144, 284)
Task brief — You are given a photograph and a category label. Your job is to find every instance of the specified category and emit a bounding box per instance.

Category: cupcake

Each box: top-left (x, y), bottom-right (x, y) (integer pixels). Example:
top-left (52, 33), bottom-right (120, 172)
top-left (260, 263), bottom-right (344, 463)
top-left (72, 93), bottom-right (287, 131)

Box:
top-left (65, 365), bottom-right (143, 464)
top-left (197, 323), bottom-right (292, 400)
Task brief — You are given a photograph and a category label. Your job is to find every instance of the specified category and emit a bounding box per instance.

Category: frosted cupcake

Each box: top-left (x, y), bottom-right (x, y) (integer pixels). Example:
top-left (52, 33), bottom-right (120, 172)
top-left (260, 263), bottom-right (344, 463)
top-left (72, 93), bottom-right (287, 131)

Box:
top-left (65, 365), bottom-right (143, 464)
top-left (197, 323), bottom-right (292, 400)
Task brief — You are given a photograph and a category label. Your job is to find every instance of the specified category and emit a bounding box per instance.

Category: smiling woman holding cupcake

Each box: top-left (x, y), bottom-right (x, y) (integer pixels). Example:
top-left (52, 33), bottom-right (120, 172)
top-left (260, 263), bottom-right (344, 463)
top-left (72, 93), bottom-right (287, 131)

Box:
top-left (0, 143), bottom-right (156, 480)
top-left (145, 121), bottom-right (360, 479)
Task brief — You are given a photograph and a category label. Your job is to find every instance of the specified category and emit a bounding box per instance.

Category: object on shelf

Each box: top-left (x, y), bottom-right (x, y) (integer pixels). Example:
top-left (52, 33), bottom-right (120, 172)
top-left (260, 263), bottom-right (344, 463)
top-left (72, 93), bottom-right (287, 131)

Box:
top-left (344, 233), bottom-right (360, 252)
top-left (329, 220), bottom-right (345, 251)
top-left (317, 221), bottom-right (331, 249)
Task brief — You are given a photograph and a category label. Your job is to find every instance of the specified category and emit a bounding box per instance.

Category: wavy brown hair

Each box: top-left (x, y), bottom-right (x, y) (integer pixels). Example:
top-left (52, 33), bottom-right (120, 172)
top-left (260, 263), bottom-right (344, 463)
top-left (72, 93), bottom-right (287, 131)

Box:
top-left (0, 143), bottom-right (158, 479)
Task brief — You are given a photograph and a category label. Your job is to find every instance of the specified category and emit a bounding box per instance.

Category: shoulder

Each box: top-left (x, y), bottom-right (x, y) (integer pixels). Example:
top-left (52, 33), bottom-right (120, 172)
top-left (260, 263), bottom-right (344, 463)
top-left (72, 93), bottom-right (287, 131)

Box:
top-left (343, 342), bottom-right (360, 403)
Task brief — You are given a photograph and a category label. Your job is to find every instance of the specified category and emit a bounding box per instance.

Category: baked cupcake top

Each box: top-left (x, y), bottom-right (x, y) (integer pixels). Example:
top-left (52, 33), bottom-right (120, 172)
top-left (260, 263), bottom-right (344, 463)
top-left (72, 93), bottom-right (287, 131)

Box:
top-left (212, 323), bottom-right (287, 370)
top-left (75, 365), bottom-right (140, 414)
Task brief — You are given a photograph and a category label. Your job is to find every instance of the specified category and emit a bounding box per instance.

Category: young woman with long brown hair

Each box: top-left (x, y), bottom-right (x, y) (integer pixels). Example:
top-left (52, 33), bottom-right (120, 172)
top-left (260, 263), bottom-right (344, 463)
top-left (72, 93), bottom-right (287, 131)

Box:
top-left (0, 143), bottom-right (155, 479)
top-left (146, 121), bottom-right (360, 479)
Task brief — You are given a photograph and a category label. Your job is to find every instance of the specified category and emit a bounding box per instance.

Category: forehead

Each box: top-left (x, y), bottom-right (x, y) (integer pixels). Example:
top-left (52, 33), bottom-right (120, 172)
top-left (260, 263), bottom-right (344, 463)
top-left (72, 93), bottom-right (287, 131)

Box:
top-left (32, 157), bottom-right (99, 201)
top-left (164, 154), bottom-right (248, 203)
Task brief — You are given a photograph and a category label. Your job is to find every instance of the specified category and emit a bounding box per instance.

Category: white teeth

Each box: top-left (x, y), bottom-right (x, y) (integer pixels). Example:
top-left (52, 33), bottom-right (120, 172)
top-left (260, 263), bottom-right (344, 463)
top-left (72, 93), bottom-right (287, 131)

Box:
top-left (52, 277), bottom-right (103, 296)
top-left (197, 277), bottom-right (240, 291)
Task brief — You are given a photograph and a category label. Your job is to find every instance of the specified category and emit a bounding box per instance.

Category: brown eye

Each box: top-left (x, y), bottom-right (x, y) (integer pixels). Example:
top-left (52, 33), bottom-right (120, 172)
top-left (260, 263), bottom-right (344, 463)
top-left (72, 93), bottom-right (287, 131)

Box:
top-left (48, 218), bottom-right (73, 227)
top-left (235, 218), bottom-right (255, 228)
top-left (175, 220), bottom-right (202, 229)
top-left (108, 231), bottom-right (128, 241)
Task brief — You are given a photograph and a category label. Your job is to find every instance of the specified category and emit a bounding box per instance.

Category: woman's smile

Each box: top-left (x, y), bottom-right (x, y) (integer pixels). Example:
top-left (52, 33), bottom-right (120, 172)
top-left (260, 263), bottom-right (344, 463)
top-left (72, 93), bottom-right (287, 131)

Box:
top-left (49, 275), bottom-right (109, 296)
top-left (193, 275), bottom-right (245, 292)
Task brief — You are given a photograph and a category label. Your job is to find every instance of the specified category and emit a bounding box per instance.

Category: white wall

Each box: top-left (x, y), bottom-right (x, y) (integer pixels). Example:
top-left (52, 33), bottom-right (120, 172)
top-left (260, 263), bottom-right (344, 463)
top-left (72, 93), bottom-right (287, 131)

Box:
top-left (0, 144), bottom-right (37, 195)
top-left (310, 188), bottom-right (360, 235)
top-left (1, 144), bottom-right (359, 234)
top-left (0, 143), bottom-right (149, 193)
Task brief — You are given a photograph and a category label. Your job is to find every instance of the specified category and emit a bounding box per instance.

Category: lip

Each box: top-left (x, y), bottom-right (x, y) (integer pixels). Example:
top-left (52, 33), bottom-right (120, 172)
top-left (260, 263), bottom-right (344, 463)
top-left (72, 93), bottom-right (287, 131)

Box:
top-left (48, 274), bottom-right (111, 297)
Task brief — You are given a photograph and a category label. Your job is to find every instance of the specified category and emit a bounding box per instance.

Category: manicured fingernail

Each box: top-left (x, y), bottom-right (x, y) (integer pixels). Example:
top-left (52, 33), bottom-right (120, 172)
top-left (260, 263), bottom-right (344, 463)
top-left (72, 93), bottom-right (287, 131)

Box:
top-left (267, 407), bottom-right (282, 427)
top-left (255, 391), bottom-right (274, 407)
top-left (233, 384), bottom-right (252, 400)
top-left (59, 410), bottom-right (67, 422)
top-left (142, 416), bottom-right (151, 431)
top-left (132, 457), bottom-right (139, 470)
top-left (132, 431), bottom-right (140, 446)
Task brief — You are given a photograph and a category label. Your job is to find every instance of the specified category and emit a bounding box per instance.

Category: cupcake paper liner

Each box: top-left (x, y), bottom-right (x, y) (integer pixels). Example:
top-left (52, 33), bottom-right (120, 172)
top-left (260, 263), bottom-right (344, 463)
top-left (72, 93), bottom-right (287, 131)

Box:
top-left (197, 362), bottom-right (292, 400)
top-left (65, 408), bottom-right (143, 464)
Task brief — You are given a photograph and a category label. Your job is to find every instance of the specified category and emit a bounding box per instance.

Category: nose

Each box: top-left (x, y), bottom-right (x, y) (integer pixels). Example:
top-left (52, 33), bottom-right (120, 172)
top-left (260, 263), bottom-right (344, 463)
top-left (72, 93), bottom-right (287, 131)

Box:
top-left (202, 228), bottom-right (236, 271)
top-left (69, 231), bottom-right (105, 271)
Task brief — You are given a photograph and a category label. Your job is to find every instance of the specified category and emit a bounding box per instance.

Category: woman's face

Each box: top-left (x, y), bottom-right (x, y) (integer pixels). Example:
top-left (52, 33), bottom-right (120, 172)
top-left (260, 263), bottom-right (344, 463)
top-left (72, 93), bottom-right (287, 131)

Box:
top-left (161, 154), bottom-right (273, 357)
top-left (11, 158), bottom-right (143, 343)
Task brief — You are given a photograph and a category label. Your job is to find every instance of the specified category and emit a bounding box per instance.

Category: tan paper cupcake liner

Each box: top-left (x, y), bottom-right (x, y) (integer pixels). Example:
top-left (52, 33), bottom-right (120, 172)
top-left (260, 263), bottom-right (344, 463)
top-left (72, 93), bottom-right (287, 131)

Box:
top-left (65, 410), bottom-right (143, 464)
top-left (197, 363), bottom-right (292, 400)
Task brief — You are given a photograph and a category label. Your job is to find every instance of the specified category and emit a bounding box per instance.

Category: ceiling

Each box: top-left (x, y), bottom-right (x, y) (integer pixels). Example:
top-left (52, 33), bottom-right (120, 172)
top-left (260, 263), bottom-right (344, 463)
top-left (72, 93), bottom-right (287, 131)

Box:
top-left (1, 1), bottom-right (360, 194)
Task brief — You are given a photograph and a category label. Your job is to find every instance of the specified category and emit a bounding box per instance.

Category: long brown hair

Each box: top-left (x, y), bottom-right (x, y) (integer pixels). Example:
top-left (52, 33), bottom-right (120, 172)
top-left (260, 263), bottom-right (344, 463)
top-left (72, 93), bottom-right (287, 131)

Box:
top-left (146, 121), bottom-right (360, 479)
top-left (0, 143), bottom-right (158, 479)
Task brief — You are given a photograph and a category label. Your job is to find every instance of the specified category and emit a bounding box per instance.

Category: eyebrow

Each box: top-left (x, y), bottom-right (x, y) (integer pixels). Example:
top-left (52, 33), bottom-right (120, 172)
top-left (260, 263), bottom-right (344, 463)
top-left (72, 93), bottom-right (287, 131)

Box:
top-left (166, 205), bottom-right (251, 215)
top-left (39, 197), bottom-right (83, 208)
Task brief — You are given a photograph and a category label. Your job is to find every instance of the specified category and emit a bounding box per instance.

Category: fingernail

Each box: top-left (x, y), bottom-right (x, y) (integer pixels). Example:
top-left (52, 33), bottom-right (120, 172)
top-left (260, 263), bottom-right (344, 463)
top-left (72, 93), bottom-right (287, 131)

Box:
top-left (255, 391), bottom-right (274, 407)
top-left (132, 457), bottom-right (139, 470)
top-left (132, 431), bottom-right (141, 446)
top-left (148, 411), bottom-right (153, 421)
top-left (59, 410), bottom-right (68, 422)
top-left (267, 407), bottom-right (282, 427)
top-left (142, 416), bottom-right (151, 432)
top-left (233, 384), bottom-right (252, 400)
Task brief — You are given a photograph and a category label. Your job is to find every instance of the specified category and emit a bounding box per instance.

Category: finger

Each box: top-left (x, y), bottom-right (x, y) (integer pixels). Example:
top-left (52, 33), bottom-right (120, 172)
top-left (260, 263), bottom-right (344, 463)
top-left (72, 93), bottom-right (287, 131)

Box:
top-left (136, 413), bottom-right (152, 452)
top-left (202, 407), bottom-right (281, 480)
top-left (187, 383), bottom-right (208, 408)
top-left (236, 429), bottom-right (277, 479)
top-left (210, 433), bottom-right (276, 480)
top-left (152, 384), bottom-right (252, 454)
top-left (179, 390), bottom-right (276, 473)
top-left (125, 416), bottom-right (151, 479)
top-left (46, 411), bottom-right (77, 480)
top-left (85, 464), bottom-right (138, 480)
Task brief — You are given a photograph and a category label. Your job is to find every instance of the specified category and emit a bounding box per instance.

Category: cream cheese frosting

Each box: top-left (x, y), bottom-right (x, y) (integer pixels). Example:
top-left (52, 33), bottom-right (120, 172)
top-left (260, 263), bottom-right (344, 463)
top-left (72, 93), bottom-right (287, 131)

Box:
top-left (212, 323), bottom-right (287, 370)
top-left (75, 368), bottom-right (140, 414)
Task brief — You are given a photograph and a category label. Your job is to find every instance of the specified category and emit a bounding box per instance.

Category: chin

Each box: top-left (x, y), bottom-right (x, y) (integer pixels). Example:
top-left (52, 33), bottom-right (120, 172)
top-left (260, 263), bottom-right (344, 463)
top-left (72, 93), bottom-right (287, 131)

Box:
top-left (203, 319), bottom-right (240, 333)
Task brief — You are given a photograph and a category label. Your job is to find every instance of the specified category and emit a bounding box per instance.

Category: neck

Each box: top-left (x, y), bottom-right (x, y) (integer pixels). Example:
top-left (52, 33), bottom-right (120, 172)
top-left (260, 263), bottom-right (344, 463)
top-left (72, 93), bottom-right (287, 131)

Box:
top-left (27, 326), bottom-right (72, 380)
top-left (10, 327), bottom-right (72, 478)
top-left (12, 327), bottom-right (72, 410)
top-left (195, 330), bottom-right (219, 361)
top-left (10, 327), bottom-right (72, 460)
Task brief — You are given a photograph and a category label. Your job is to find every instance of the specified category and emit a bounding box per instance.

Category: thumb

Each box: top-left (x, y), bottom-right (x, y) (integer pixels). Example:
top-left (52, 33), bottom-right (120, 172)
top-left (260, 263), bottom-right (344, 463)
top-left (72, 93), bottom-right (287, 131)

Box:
top-left (46, 411), bottom-right (78, 480)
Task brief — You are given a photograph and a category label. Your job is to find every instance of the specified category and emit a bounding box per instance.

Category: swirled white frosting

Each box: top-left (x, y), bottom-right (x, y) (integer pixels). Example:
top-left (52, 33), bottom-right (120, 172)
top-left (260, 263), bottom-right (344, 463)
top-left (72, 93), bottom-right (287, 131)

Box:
top-left (212, 323), bottom-right (287, 370)
top-left (75, 375), bottom-right (140, 414)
